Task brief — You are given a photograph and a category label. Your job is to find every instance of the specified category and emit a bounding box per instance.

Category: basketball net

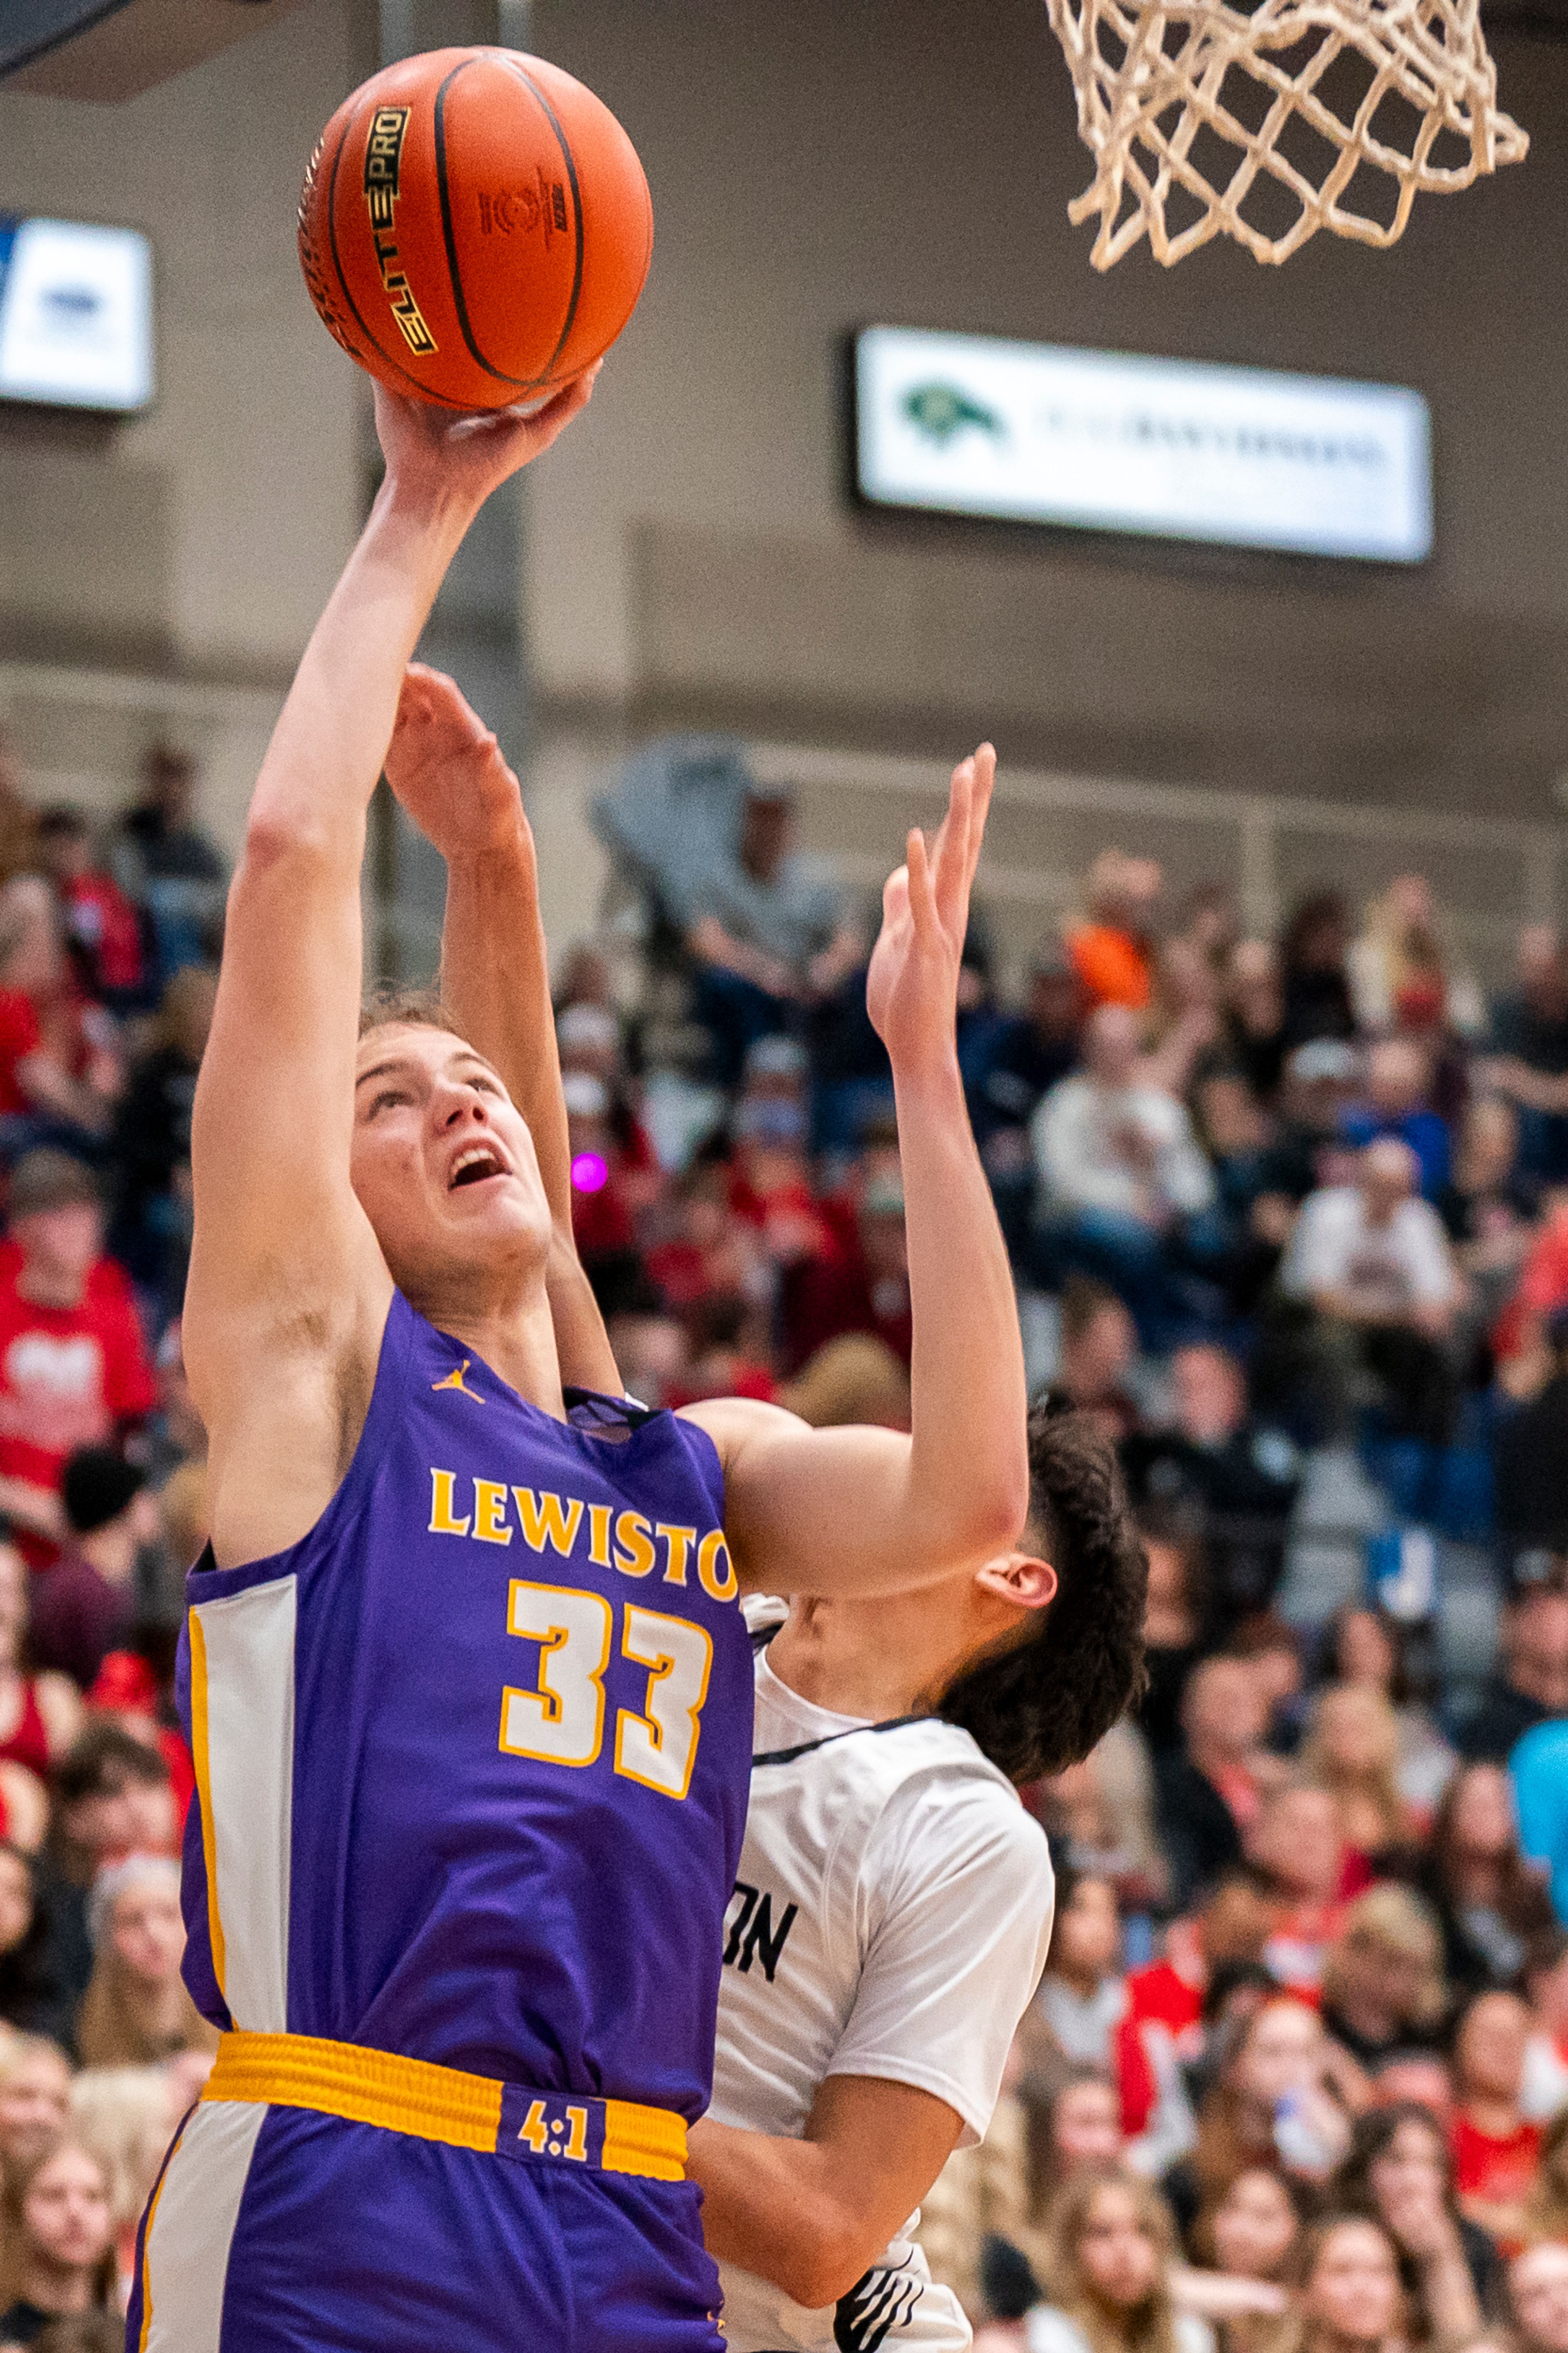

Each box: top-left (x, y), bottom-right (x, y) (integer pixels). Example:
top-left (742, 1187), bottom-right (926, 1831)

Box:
top-left (1044, 0), bottom-right (1527, 267)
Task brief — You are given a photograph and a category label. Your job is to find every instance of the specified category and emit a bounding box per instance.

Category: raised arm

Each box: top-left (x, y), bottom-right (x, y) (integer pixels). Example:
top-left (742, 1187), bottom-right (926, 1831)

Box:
top-left (383, 664), bottom-right (622, 1396)
top-left (688, 747), bottom-right (1031, 1598)
top-left (186, 377), bottom-right (596, 1566)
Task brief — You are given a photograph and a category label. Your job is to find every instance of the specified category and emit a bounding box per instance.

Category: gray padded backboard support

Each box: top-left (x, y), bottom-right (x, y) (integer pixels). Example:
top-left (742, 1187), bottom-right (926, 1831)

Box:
top-left (0, 0), bottom-right (311, 101)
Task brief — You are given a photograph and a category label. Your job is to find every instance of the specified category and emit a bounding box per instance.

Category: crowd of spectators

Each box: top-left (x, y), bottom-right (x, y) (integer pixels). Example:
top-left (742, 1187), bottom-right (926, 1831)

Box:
top-left (0, 734), bottom-right (221, 2346)
top-left (0, 716), bottom-right (1564, 2348)
top-left (582, 740), bottom-right (1568, 2349)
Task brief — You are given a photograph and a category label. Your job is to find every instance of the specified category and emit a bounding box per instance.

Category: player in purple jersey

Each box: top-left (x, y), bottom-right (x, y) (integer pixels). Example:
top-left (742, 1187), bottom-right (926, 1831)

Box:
top-left (389, 667), bottom-right (1152, 2353)
top-left (131, 375), bottom-right (1030, 2353)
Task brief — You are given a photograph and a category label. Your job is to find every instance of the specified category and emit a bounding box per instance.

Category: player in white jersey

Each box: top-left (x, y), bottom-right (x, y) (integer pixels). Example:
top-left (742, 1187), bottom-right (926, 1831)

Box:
top-left (686, 1404), bottom-right (1147, 2353)
top-left (702, 1623), bottom-right (1046, 2352)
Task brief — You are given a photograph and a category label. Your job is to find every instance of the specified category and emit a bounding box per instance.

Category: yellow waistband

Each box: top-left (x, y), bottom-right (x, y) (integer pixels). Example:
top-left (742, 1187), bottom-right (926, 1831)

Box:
top-left (202, 2031), bottom-right (687, 2181)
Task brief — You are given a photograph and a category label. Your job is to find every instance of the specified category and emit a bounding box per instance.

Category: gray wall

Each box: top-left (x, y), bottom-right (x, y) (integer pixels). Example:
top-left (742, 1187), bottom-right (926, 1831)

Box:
top-left (526, 0), bottom-right (1568, 816)
top-left (2, 0), bottom-right (1564, 961)
top-left (0, 0), bottom-right (365, 684)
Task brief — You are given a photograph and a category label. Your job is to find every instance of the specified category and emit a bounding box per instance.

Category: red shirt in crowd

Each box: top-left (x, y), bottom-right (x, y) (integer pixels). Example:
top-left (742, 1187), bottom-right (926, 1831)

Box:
top-left (157, 1725), bottom-right (196, 1831)
top-left (1120, 1960), bottom-right (1204, 2139)
top-left (59, 872), bottom-right (145, 995)
top-left (570, 1168), bottom-right (638, 1260)
top-left (1116, 2010), bottom-right (1159, 2138)
top-left (778, 1197), bottom-right (913, 1374)
top-left (728, 1149), bottom-right (819, 1235)
top-left (1451, 2112), bottom-right (1542, 2228)
top-left (568, 1118), bottom-right (660, 1263)
top-left (87, 1654), bottom-right (196, 1834)
top-left (1127, 1955), bottom-right (1205, 2046)
top-left (0, 984), bottom-right (101, 1118)
top-left (666, 1360), bottom-right (777, 1410)
top-left (1493, 1212), bottom-right (1568, 1362)
top-left (0, 1240), bottom-right (158, 1517)
top-left (0, 992), bottom-right (42, 1117)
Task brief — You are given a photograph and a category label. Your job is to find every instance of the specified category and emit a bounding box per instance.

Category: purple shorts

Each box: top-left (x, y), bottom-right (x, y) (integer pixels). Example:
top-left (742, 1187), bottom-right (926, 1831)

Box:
top-left (127, 2100), bottom-right (726, 2352)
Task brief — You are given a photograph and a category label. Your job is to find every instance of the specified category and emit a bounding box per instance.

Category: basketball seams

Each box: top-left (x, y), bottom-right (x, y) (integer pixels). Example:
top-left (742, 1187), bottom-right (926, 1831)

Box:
top-left (502, 59), bottom-right (586, 390)
top-left (296, 139), bottom-right (348, 357)
top-left (432, 60), bottom-right (507, 388)
top-left (324, 92), bottom-right (471, 411)
top-left (435, 54), bottom-right (581, 394)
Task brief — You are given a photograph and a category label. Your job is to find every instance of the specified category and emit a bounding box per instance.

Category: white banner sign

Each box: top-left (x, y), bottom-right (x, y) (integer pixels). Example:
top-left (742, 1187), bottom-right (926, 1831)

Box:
top-left (0, 218), bottom-right (154, 414)
top-left (853, 325), bottom-right (1432, 563)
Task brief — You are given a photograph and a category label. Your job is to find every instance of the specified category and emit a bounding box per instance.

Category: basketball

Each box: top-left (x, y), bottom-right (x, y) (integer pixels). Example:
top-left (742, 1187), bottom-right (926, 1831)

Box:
top-left (297, 47), bottom-right (652, 411)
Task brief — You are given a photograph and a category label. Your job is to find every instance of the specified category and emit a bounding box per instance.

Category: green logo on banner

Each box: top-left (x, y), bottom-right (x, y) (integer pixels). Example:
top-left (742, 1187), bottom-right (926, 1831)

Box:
top-left (902, 381), bottom-right (1003, 447)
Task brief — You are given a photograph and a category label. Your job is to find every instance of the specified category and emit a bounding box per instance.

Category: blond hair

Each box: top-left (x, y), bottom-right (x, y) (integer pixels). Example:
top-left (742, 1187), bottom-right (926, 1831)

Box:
top-left (1276, 2216), bottom-right (1405, 2353)
top-left (2, 2135), bottom-right (116, 2312)
top-left (357, 986), bottom-right (462, 1042)
top-left (1038, 2170), bottom-right (1183, 2353)
top-left (779, 1334), bottom-right (911, 1430)
top-left (0, 2033), bottom-right (71, 2097)
top-left (1302, 1684), bottom-right (1409, 1851)
top-left (69, 2067), bottom-right (173, 2231)
top-left (1522, 2108), bottom-right (1568, 2246)
top-left (76, 1864), bottom-right (220, 2072)
top-left (1322, 1884), bottom-right (1446, 2030)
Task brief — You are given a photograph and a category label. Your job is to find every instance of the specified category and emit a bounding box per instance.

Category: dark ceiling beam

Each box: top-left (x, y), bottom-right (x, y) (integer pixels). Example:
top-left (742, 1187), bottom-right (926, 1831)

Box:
top-left (0, 0), bottom-right (310, 100)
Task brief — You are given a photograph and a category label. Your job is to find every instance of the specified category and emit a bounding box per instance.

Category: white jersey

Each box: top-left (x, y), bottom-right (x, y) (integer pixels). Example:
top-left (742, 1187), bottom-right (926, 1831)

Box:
top-left (711, 1639), bottom-right (1056, 2353)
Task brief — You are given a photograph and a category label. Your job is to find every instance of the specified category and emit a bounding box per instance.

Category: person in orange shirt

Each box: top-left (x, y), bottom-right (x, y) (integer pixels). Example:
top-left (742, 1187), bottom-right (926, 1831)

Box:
top-left (1065, 851), bottom-right (1163, 1013)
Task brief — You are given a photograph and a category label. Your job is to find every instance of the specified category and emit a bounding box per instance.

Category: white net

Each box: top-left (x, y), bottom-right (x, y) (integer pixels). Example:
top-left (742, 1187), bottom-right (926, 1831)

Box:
top-left (1045, 0), bottom-right (1527, 268)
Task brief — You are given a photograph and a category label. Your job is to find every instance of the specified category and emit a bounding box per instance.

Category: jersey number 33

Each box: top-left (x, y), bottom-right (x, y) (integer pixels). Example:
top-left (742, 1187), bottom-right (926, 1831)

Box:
top-left (500, 1582), bottom-right (713, 1802)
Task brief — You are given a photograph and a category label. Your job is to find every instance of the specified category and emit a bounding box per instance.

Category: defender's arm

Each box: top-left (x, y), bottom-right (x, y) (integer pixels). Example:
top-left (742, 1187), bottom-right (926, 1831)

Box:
top-left (687, 2076), bottom-right (964, 2311)
top-left (686, 749), bottom-right (1030, 1599)
top-left (384, 663), bottom-right (622, 1396)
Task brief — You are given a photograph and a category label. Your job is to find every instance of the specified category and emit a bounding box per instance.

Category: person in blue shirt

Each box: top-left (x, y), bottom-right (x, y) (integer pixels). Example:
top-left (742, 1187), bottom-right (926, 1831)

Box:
top-left (1342, 1036), bottom-right (1452, 1200)
top-left (1512, 1716), bottom-right (1568, 1924)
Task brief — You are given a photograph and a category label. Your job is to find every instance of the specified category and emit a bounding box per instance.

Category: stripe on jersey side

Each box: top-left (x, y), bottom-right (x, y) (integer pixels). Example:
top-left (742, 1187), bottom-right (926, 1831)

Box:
top-left (187, 1612), bottom-right (226, 2001)
top-left (135, 2110), bottom-right (183, 2353)
top-left (143, 2099), bottom-right (266, 2352)
top-left (191, 1576), bottom-right (297, 2032)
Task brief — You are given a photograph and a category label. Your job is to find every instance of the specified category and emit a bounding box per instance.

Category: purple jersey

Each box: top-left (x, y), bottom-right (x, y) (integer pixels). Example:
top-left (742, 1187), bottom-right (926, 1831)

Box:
top-left (177, 1289), bottom-right (751, 2121)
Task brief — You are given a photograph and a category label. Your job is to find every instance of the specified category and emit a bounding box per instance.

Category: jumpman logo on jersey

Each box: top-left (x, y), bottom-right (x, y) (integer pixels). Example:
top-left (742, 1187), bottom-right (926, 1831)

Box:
top-left (432, 1360), bottom-right (484, 1402)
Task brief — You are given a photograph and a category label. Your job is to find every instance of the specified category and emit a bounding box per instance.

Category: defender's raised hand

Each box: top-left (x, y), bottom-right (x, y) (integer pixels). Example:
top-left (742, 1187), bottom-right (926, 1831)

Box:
top-left (681, 729), bottom-right (1025, 1601)
top-left (384, 663), bottom-right (530, 861)
top-left (865, 743), bottom-right (996, 1078)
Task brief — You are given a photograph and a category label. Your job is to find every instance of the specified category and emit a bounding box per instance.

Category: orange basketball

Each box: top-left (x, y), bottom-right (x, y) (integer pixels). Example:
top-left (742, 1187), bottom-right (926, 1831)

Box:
top-left (298, 47), bottom-right (652, 411)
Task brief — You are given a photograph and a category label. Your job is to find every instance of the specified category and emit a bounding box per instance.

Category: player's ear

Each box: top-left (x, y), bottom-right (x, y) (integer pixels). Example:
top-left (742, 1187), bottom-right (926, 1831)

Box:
top-left (974, 1549), bottom-right (1056, 1614)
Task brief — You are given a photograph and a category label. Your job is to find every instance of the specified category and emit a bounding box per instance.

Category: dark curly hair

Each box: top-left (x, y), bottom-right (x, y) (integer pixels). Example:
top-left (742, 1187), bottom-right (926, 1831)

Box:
top-left (937, 1403), bottom-right (1148, 1783)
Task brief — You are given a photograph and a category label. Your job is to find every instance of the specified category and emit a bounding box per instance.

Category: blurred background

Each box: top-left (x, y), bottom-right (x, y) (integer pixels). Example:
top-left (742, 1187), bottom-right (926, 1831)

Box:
top-left (0, 14), bottom-right (1566, 2343)
top-left (2, 0), bottom-right (1568, 983)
